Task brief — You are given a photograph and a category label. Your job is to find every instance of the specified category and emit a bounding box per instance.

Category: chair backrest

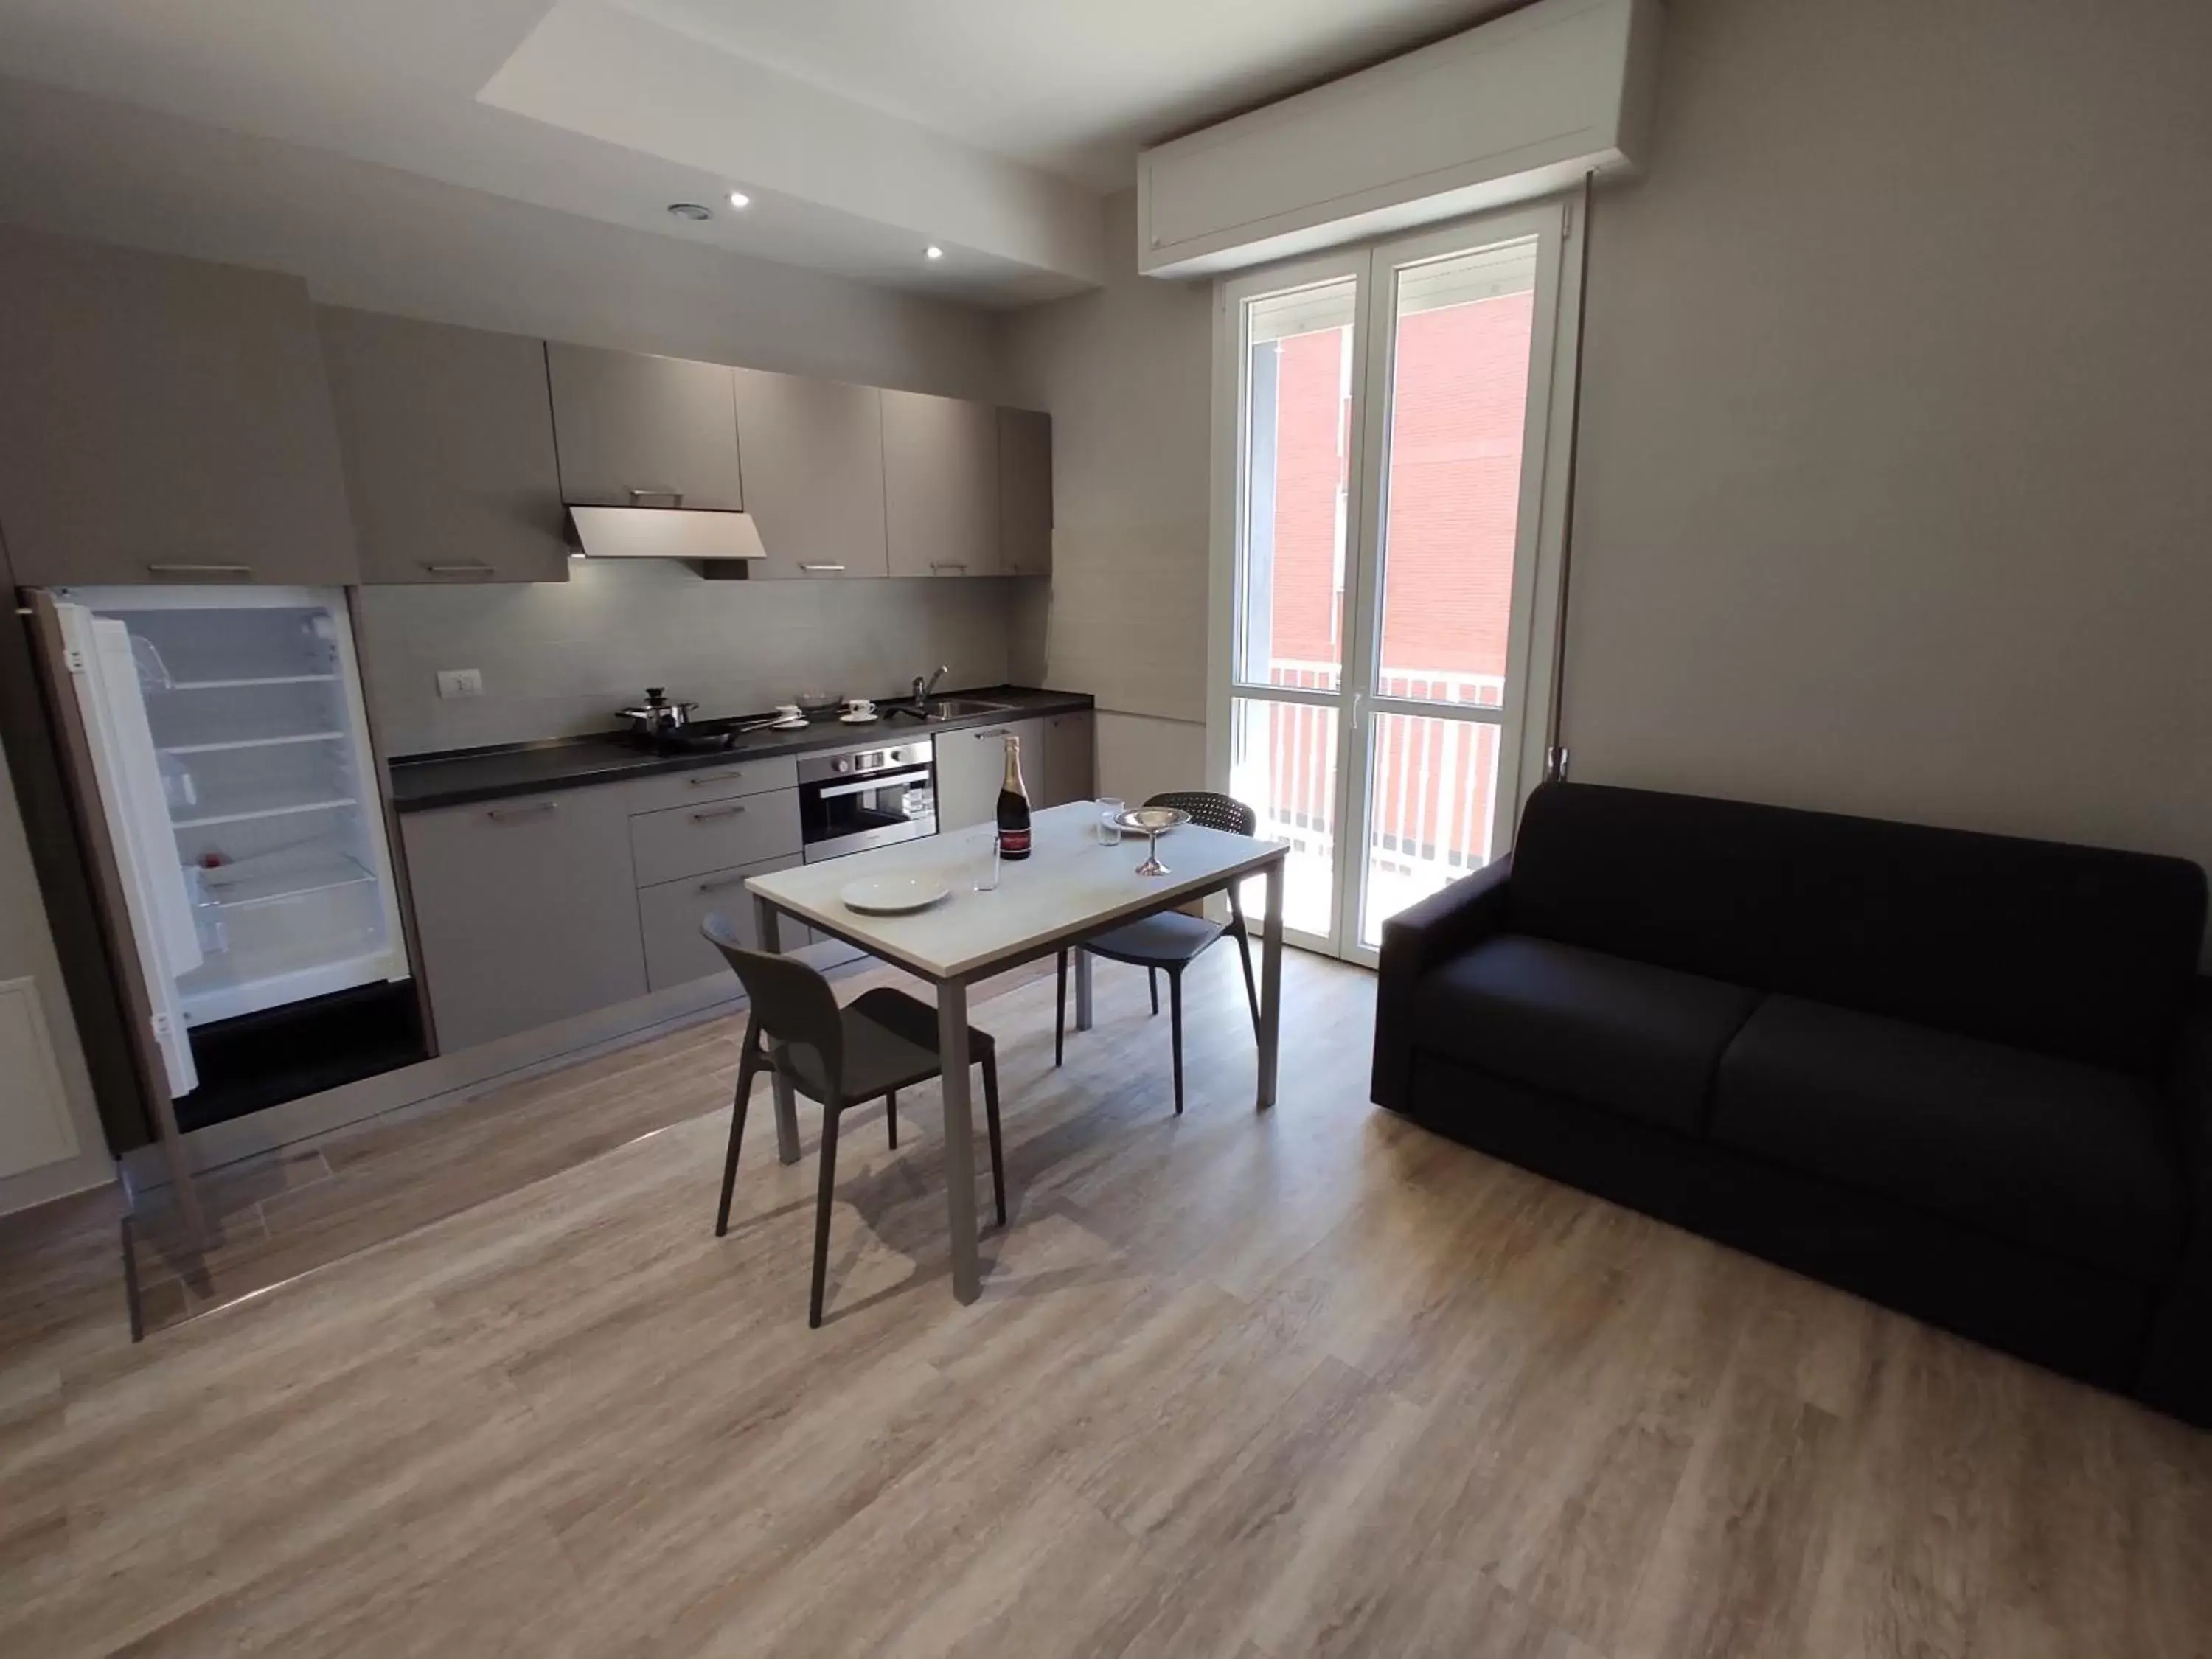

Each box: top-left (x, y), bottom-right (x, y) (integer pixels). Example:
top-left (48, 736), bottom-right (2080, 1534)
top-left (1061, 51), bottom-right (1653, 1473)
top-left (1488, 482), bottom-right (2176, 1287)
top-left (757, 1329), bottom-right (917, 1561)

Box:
top-left (700, 914), bottom-right (844, 1081)
top-left (1146, 790), bottom-right (1256, 837)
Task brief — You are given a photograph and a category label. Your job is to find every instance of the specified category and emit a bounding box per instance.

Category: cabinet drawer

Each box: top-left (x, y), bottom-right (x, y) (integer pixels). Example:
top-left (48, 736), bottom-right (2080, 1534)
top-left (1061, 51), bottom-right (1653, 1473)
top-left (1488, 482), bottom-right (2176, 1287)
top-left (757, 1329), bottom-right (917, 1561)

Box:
top-left (629, 787), bottom-right (801, 886)
top-left (638, 855), bottom-right (809, 991)
top-left (620, 756), bottom-right (799, 816)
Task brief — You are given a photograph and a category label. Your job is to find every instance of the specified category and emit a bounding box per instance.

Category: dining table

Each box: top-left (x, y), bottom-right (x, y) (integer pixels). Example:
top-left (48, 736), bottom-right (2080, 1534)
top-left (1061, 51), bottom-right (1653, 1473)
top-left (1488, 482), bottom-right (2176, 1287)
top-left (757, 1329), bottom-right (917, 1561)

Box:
top-left (744, 799), bottom-right (1290, 1304)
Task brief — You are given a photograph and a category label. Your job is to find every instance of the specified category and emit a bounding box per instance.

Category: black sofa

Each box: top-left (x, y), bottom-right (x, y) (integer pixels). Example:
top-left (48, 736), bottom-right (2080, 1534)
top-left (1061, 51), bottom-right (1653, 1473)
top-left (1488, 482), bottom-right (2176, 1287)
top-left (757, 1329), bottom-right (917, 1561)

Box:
top-left (1373, 781), bottom-right (2212, 1425)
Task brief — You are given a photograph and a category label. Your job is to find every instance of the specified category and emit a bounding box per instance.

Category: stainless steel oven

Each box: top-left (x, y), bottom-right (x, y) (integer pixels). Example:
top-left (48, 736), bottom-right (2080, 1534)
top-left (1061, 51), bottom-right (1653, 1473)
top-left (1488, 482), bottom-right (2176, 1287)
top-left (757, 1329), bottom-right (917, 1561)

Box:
top-left (798, 737), bottom-right (936, 862)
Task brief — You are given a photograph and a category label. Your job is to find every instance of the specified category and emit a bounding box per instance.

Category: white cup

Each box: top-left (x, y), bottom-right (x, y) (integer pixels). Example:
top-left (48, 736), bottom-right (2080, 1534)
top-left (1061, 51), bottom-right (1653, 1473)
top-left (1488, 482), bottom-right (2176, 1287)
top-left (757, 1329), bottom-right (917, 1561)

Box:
top-left (843, 698), bottom-right (877, 717)
top-left (773, 703), bottom-right (802, 722)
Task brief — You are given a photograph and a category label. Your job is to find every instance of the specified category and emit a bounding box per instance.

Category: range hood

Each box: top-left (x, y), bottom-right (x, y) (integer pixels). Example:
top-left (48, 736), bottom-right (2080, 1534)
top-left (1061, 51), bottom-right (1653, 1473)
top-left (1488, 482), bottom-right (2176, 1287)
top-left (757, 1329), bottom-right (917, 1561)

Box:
top-left (566, 504), bottom-right (767, 563)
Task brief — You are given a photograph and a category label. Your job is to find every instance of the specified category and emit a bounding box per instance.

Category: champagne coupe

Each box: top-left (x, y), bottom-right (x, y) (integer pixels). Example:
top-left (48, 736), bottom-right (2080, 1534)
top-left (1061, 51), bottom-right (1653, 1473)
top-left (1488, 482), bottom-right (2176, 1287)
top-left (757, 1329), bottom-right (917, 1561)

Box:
top-left (1115, 806), bottom-right (1190, 877)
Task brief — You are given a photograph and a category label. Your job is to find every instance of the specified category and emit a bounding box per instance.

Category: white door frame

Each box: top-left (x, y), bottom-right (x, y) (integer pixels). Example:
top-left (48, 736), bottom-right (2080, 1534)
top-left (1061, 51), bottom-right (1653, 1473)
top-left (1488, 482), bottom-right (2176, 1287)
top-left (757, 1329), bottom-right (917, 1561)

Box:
top-left (1206, 195), bottom-right (1583, 964)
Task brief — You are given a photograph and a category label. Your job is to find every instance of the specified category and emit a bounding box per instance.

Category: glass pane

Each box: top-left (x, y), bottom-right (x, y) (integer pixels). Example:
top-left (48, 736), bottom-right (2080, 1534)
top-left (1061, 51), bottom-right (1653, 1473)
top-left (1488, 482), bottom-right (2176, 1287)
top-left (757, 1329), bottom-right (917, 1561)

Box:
top-left (1237, 279), bottom-right (1357, 693)
top-left (1229, 696), bottom-right (1338, 939)
top-left (1359, 710), bottom-right (1503, 949)
top-left (1374, 241), bottom-right (1538, 709)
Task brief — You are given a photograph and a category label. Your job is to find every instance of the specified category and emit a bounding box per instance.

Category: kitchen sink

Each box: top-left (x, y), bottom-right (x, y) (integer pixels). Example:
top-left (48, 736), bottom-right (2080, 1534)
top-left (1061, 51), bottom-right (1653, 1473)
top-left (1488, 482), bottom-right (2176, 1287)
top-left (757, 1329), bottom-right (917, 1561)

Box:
top-left (925, 698), bottom-right (1016, 720)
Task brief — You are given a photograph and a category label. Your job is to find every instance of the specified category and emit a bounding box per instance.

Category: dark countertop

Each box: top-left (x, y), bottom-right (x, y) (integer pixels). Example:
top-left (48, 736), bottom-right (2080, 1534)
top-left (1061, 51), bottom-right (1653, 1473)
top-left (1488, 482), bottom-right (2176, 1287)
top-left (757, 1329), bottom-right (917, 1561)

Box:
top-left (386, 686), bottom-right (1094, 812)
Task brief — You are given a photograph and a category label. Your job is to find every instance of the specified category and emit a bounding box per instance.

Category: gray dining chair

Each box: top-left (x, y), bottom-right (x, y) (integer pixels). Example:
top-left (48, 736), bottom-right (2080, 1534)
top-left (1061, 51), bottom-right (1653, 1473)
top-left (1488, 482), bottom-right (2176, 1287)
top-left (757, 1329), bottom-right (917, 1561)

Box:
top-left (1053, 790), bottom-right (1262, 1115)
top-left (702, 915), bottom-right (1006, 1326)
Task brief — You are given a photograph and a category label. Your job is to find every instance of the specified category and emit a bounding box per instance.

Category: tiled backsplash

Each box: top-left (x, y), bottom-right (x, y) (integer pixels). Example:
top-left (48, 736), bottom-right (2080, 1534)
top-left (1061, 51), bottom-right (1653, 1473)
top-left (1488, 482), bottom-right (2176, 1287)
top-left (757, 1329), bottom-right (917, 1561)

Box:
top-left (357, 557), bottom-right (1028, 756)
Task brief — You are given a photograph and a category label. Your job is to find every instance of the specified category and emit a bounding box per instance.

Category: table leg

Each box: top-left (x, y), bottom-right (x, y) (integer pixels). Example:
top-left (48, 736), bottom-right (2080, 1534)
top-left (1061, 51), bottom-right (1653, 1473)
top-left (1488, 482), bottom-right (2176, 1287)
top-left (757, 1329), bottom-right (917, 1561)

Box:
top-left (754, 894), bottom-right (802, 1166)
top-left (937, 979), bottom-right (982, 1304)
top-left (1073, 946), bottom-right (1093, 1032)
top-left (1257, 858), bottom-right (1284, 1110)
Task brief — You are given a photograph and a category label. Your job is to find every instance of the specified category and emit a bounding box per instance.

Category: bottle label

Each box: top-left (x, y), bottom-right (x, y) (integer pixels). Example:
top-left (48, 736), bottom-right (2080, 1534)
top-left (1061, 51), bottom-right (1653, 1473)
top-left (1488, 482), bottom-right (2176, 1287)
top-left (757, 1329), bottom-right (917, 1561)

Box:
top-left (998, 827), bottom-right (1032, 858)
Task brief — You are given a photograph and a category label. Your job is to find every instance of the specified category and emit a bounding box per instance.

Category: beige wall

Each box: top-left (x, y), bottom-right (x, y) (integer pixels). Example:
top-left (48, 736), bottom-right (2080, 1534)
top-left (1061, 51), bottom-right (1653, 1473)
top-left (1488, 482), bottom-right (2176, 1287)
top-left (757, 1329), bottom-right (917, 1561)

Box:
top-left (0, 733), bottom-right (111, 1210)
top-left (1565, 0), bottom-right (2212, 882)
top-left (999, 191), bottom-right (1214, 802)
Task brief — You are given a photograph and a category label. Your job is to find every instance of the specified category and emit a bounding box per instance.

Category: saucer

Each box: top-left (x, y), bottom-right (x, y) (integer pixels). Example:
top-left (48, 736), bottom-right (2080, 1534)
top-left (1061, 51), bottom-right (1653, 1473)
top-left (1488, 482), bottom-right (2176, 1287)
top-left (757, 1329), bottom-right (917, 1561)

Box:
top-left (838, 712), bottom-right (880, 724)
top-left (768, 717), bottom-right (808, 730)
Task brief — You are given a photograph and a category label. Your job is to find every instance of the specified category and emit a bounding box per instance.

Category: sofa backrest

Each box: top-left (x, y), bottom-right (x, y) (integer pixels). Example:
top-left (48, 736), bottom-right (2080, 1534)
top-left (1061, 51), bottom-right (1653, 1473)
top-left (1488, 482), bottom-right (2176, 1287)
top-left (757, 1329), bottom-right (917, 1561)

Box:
top-left (1507, 782), bottom-right (2208, 1074)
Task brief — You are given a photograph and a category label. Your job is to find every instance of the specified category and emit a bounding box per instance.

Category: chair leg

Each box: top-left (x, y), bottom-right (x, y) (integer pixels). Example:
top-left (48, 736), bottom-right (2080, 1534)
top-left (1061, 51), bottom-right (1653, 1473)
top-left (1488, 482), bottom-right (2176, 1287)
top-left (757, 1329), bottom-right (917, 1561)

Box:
top-left (1231, 922), bottom-right (1261, 1039)
top-left (981, 1048), bottom-right (1008, 1227)
top-left (886, 1088), bottom-right (898, 1150)
top-left (1054, 948), bottom-right (1068, 1068)
top-left (1150, 967), bottom-right (1160, 1016)
top-left (1168, 968), bottom-right (1184, 1116)
top-left (714, 1043), bottom-right (759, 1237)
top-left (810, 1102), bottom-right (842, 1329)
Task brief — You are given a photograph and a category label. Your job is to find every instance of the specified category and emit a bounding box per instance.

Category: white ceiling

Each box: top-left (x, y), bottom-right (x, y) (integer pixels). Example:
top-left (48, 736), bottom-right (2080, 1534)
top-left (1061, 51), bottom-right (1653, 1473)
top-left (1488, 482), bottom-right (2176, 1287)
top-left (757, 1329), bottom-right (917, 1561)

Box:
top-left (617, 0), bottom-right (1515, 190)
top-left (0, 0), bottom-right (1514, 302)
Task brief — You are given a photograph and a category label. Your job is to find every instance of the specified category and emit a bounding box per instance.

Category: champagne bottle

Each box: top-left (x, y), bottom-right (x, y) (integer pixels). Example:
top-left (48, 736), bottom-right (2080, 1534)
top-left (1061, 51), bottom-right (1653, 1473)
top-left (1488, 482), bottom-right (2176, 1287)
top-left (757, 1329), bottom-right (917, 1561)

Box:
top-left (996, 733), bottom-right (1032, 860)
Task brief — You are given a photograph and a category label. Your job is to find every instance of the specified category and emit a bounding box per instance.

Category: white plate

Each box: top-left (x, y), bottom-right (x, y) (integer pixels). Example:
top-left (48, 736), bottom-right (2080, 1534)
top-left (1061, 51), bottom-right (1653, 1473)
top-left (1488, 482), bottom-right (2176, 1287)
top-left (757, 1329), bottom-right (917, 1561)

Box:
top-left (841, 873), bottom-right (950, 914)
top-left (768, 717), bottom-right (808, 730)
top-left (838, 712), bottom-right (880, 724)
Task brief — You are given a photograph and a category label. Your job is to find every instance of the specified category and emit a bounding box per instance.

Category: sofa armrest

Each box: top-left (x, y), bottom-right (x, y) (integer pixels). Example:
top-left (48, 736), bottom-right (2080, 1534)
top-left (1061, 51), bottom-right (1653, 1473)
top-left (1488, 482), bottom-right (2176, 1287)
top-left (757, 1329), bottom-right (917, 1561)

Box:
top-left (1371, 855), bottom-right (1512, 1110)
top-left (2139, 978), bottom-right (2212, 1426)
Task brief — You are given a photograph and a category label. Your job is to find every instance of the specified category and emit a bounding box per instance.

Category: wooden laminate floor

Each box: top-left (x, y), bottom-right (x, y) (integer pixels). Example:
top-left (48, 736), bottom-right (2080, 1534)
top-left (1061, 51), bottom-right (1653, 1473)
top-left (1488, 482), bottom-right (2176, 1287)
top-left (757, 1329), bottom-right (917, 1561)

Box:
top-left (4, 945), bottom-right (2210, 1658)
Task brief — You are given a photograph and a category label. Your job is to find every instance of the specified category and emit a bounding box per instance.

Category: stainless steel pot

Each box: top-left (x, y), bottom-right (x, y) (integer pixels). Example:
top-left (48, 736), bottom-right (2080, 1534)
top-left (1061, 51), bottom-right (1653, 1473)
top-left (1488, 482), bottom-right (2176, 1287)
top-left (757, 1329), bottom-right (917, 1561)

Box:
top-left (616, 687), bottom-right (698, 740)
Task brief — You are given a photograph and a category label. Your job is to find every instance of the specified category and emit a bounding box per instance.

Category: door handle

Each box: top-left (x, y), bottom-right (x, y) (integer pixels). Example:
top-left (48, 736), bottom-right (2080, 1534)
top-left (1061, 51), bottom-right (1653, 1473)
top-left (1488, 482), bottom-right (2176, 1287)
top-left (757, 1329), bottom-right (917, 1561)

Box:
top-left (928, 561), bottom-right (969, 574)
top-left (799, 563), bottom-right (846, 574)
top-left (488, 800), bottom-right (558, 821)
top-left (690, 804), bottom-right (747, 821)
top-left (147, 562), bottom-right (253, 578)
top-left (627, 487), bottom-right (684, 507)
top-left (696, 873), bottom-right (750, 893)
top-left (422, 562), bottom-right (496, 576)
top-left (687, 771), bottom-right (748, 787)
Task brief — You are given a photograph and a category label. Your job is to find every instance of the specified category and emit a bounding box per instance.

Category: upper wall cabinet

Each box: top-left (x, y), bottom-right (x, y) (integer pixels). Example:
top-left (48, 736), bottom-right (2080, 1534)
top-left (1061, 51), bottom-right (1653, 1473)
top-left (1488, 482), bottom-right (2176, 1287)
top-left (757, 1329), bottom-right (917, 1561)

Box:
top-left (546, 343), bottom-right (742, 512)
top-left (0, 226), bottom-right (358, 588)
top-left (882, 391), bottom-right (1000, 577)
top-left (732, 369), bottom-right (888, 580)
top-left (319, 308), bottom-right (569, 585)
top-left (998, 408), bottom-right (1054, 578)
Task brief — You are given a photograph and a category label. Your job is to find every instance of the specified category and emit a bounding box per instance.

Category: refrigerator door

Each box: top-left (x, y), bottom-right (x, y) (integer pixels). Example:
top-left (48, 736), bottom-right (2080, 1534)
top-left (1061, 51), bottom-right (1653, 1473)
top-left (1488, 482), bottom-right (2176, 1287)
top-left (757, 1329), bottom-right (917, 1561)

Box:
top-left (53, 586), bottom-right (411, 1028)
top-left (52, 604), bottom-right (201, 1096)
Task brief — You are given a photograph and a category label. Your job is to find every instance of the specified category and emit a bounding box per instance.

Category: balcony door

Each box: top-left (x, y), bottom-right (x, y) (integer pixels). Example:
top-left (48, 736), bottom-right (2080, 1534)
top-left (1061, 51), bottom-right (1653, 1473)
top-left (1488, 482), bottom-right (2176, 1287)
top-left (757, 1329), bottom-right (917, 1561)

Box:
top-left (1210, 201), bottom-right (1581, 964)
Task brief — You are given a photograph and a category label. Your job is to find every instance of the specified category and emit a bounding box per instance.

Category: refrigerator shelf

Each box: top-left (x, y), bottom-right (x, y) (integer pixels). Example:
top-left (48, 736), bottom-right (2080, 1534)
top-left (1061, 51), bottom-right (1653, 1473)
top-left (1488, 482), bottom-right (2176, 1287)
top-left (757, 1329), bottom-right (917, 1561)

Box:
top-left (161, 673), bottom-right (341, 691)
top-left (173, 794), bottom-right (360, 830)
top-left (161, 731), bottom-right (347, 756)
top-left (199, 850), bottom-right (374, 911)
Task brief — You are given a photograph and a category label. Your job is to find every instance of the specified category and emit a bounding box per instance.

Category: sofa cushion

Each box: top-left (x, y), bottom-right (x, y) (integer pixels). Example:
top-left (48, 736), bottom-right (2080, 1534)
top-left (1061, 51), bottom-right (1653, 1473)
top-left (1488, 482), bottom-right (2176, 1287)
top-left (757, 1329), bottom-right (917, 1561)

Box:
top-left (1711, 995), bottom-right (2186, 1284)
top-left (1411, 934), bottom-right (1759, 1135)
top-left (1506, 782), bottom-right (2208, 1074)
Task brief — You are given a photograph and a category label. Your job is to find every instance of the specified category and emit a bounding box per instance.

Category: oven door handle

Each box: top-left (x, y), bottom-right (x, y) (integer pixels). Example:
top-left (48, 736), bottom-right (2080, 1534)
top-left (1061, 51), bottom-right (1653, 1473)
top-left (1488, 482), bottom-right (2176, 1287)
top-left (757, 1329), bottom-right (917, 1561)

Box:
top-left (813, 768), bottom-right (933, 802)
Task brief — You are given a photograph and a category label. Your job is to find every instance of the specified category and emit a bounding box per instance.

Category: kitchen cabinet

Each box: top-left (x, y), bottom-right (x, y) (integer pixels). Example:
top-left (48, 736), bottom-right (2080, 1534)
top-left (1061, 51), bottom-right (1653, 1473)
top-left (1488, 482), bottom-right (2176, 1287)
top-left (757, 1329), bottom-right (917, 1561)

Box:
top-left (400, 785), bottom-right (647, 1053)
top-left (0, 224), bottom-right (358, 588)
top-left (546, 342), bottom-right (742, 511)
top-left (1040, 711), bottom-right (1096, 807)
top-left (628, 786), bottom-right (803, 888)
top-left (734, 369), bottom-right (888, 580)
top-left (637, 853), bottom-right (809, 991)
top-left (933, 717), bottom-right (1046, 832)
top-left (883, 390), bottom-right (999, 577)
top-left (318, 307), bottom-right (568, 585)
top-left (998, 408), bottom-right (1054, 577)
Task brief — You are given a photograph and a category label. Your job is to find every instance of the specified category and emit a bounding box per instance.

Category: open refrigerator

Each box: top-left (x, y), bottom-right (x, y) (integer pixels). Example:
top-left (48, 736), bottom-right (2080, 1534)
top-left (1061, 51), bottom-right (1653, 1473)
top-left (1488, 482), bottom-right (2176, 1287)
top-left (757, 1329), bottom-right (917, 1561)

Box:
top-left (33, 586), bottom-right (417, 1132)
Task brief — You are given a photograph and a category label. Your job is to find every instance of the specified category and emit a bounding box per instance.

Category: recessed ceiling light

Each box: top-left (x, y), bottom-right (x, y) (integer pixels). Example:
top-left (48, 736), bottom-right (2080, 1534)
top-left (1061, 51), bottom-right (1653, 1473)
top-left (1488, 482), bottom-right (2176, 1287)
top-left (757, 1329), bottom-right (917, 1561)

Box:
top-left (727, 190), bottom-right (751, 209)
top-left (667, 201), bottom-right (712, 221)
top-left (925, 245), bottom-right (945, 260)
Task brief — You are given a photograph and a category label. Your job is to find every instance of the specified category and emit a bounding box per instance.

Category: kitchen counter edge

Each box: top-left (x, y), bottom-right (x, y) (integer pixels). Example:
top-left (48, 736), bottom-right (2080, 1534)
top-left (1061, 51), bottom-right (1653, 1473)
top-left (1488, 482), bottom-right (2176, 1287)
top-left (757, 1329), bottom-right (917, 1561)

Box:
top-left (385, 688), bottom-right (1097, 813)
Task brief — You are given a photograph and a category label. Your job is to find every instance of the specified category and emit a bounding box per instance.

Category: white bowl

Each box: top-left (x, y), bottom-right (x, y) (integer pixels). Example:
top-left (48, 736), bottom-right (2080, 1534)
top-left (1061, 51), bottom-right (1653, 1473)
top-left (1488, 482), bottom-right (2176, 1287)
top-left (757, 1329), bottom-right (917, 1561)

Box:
top-left (841, 873), bottom-right (951, 914)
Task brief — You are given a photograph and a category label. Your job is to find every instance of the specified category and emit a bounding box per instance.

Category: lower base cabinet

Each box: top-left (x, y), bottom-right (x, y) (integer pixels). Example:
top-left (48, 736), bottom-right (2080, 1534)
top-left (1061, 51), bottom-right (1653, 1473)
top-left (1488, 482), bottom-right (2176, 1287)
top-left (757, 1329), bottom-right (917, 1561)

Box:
top-left (400, 786), bottom-right (648, 1054)
top-left (638, 854), bottom-right (810, 990)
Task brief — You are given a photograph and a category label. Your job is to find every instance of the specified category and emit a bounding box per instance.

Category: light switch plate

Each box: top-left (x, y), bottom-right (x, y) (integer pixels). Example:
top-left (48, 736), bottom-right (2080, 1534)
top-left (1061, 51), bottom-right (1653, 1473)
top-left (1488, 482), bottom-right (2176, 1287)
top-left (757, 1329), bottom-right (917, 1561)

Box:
top-left (436, 668), bottom-right (484, 700)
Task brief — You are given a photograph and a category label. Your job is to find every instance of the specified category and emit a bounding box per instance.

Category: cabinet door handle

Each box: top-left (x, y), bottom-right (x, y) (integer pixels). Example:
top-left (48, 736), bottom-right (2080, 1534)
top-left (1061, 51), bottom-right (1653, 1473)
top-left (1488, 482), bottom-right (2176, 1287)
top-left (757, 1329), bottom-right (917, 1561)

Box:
top-left (799, 563), bottom-right (846, 574)
top-left (690, 804), bottom-right (746, 821)
top-left (487, 800), bottom-right (558, 821)
top-left (687, 771), bottom-right (746, 787)
top-left (928, 561), bottom-right (969, 574)
top-left (147, 562), bottom-right (253, 578)
top-left (627, 487), bottom-right (684, 507)
top-left (696, 874), bottom-right (750, 893)
top-left (422, 562), bottom-right (496, 576)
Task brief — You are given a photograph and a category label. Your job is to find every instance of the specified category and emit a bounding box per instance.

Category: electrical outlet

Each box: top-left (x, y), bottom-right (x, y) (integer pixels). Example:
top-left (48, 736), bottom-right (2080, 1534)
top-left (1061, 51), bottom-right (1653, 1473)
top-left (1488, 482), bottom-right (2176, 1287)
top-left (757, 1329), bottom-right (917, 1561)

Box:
top-left (436, 668), bottom-right (484, 700)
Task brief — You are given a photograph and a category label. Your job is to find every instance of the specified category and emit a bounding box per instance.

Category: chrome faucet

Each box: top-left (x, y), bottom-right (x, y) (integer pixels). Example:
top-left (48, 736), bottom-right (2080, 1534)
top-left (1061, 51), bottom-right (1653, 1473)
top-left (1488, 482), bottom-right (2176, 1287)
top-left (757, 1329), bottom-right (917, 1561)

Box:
top-left (909, 664), bottom-right (948, 715)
